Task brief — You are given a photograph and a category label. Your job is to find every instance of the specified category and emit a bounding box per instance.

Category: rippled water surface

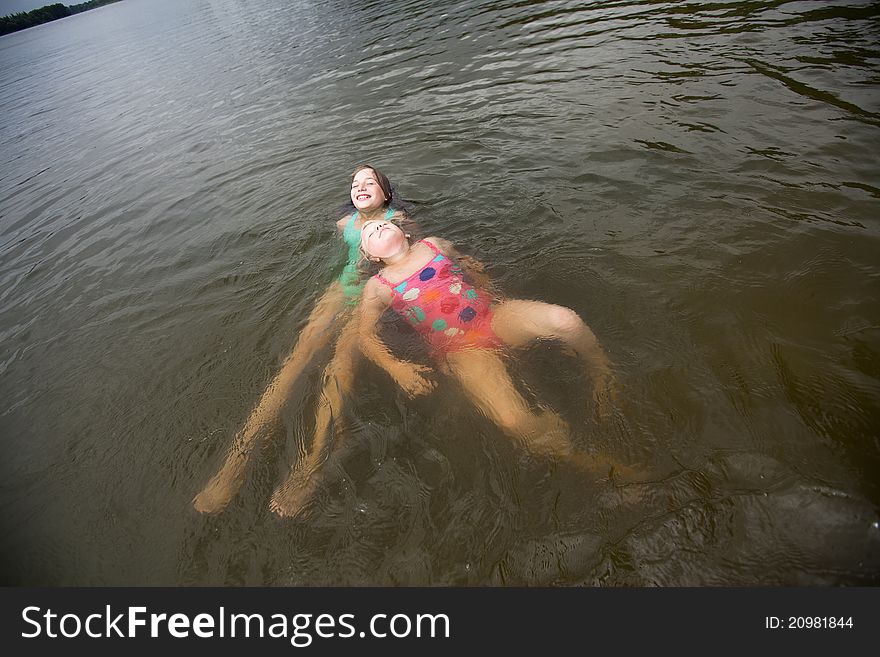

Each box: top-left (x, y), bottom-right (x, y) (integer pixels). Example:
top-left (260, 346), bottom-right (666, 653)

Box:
top-left (1, 0), bottom-right (879, 585)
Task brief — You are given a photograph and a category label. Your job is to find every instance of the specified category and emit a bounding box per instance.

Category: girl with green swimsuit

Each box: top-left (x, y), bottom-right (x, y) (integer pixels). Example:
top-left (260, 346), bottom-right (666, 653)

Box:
top-left (193, 165), bottom-right (408, 514)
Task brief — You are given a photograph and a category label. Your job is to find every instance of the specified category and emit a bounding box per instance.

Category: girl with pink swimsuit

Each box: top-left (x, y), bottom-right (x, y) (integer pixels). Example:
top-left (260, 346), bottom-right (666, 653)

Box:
top-left (269, 217), bottom-right (628, 518)
top-left (358, 218), bottom-right (614, 439)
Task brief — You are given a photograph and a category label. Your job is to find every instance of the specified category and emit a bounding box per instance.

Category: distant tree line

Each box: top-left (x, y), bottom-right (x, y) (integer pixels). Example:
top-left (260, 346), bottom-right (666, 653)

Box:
top-left (0, 1), bottom-right (124, 36)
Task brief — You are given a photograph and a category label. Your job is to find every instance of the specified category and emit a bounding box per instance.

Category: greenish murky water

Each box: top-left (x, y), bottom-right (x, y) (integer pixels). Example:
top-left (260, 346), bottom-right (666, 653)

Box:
top-left (1, 0), bottom-right (878, 585)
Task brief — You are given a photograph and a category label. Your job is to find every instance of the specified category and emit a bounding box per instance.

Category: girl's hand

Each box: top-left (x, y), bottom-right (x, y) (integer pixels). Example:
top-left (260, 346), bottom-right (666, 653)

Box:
top-left (394, 362), bottom-right (436, 397)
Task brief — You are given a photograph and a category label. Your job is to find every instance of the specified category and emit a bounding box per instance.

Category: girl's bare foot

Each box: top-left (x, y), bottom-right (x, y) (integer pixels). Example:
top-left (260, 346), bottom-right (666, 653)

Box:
top-left (269, 466), bottom-right (322, 518)
top-left (192, 457), bottom-right (247, 514)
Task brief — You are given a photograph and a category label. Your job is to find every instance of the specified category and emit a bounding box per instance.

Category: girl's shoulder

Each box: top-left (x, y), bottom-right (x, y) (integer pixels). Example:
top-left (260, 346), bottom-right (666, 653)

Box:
top-left (364, 272), bottom-right (393, 302)
top-left (422, 235), bottom-right (451, 253)
top-left (336, 211), bottom-right (357, 231)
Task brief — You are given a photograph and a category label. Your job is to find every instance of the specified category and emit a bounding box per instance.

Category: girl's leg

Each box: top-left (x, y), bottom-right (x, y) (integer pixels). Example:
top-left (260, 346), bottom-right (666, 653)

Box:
top-left (489, 299), bottom-right (614, 416)
top-left (445, 349), bottom-right (634, 480)
top-left (269, 312), bottom-right (362, 518)
top-left (444, 349), bottom-right (572, 458)
top-left (193, 282), bottom-right (347, 514)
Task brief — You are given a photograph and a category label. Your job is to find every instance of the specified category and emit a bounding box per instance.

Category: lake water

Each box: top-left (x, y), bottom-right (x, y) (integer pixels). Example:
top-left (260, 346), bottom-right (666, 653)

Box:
top-left (1, 0), bottom-right (878, 585)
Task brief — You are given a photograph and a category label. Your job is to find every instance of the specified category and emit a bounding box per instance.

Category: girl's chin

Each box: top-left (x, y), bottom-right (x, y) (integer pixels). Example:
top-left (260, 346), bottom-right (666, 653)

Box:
top-left (369, 241), bottom-right (404, 259)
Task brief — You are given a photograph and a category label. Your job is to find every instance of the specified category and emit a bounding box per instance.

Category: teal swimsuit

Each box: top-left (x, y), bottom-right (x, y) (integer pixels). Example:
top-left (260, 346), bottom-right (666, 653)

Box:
top-left (338, 207), bottom-right (396, 304)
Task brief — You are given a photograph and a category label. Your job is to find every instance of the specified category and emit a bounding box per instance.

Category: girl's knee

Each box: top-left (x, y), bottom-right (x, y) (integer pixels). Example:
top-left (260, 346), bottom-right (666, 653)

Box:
top-left (546, 305), bottom-right (583, 335)
top-left (495, 410), bottom-right (527, 436)
top-left (493, 405), bottom-right (547, 438)
top-left (321, 362), bottom-right (355, 392)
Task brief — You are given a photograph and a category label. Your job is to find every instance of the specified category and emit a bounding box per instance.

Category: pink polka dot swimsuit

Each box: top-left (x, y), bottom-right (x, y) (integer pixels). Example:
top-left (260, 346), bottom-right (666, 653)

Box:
top-left (374, 239), bottom-right (501, 354)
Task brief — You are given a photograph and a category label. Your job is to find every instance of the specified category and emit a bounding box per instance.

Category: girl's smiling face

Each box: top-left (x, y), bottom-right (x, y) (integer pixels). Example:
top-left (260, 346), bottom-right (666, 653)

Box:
top-left (361, 220), bottom-right (406, 259)
top-left (351, 168), bottom-right (387, 212)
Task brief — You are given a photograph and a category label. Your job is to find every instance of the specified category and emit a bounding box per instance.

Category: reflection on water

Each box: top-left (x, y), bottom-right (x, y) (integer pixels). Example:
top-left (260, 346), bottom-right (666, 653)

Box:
top-left (0, 0), bottom-right (878, 584)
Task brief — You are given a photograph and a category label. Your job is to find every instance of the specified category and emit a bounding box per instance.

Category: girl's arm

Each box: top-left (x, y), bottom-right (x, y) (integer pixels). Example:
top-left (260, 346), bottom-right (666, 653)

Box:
top-left (359, 278), bottom-right (435, 397)
top-left (336, 213), bottom-right (353, 232)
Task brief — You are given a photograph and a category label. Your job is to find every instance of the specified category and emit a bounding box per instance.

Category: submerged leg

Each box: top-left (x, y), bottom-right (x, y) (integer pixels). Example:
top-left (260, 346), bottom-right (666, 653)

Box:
top-left (445, 349), bottom-right (637, 481)
top-left (444, 349), bottom-right (573, 459)
top-left (490, 299), bottom-right (615, 417)
top-left (193, 283), bottom-right (348, 514)
top-left (269, 313), bottom-right (362, 518)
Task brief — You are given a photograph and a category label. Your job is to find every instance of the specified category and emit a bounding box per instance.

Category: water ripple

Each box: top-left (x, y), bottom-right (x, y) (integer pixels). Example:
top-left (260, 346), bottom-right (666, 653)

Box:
top-left (0, 0), bottom-right (878, 585)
